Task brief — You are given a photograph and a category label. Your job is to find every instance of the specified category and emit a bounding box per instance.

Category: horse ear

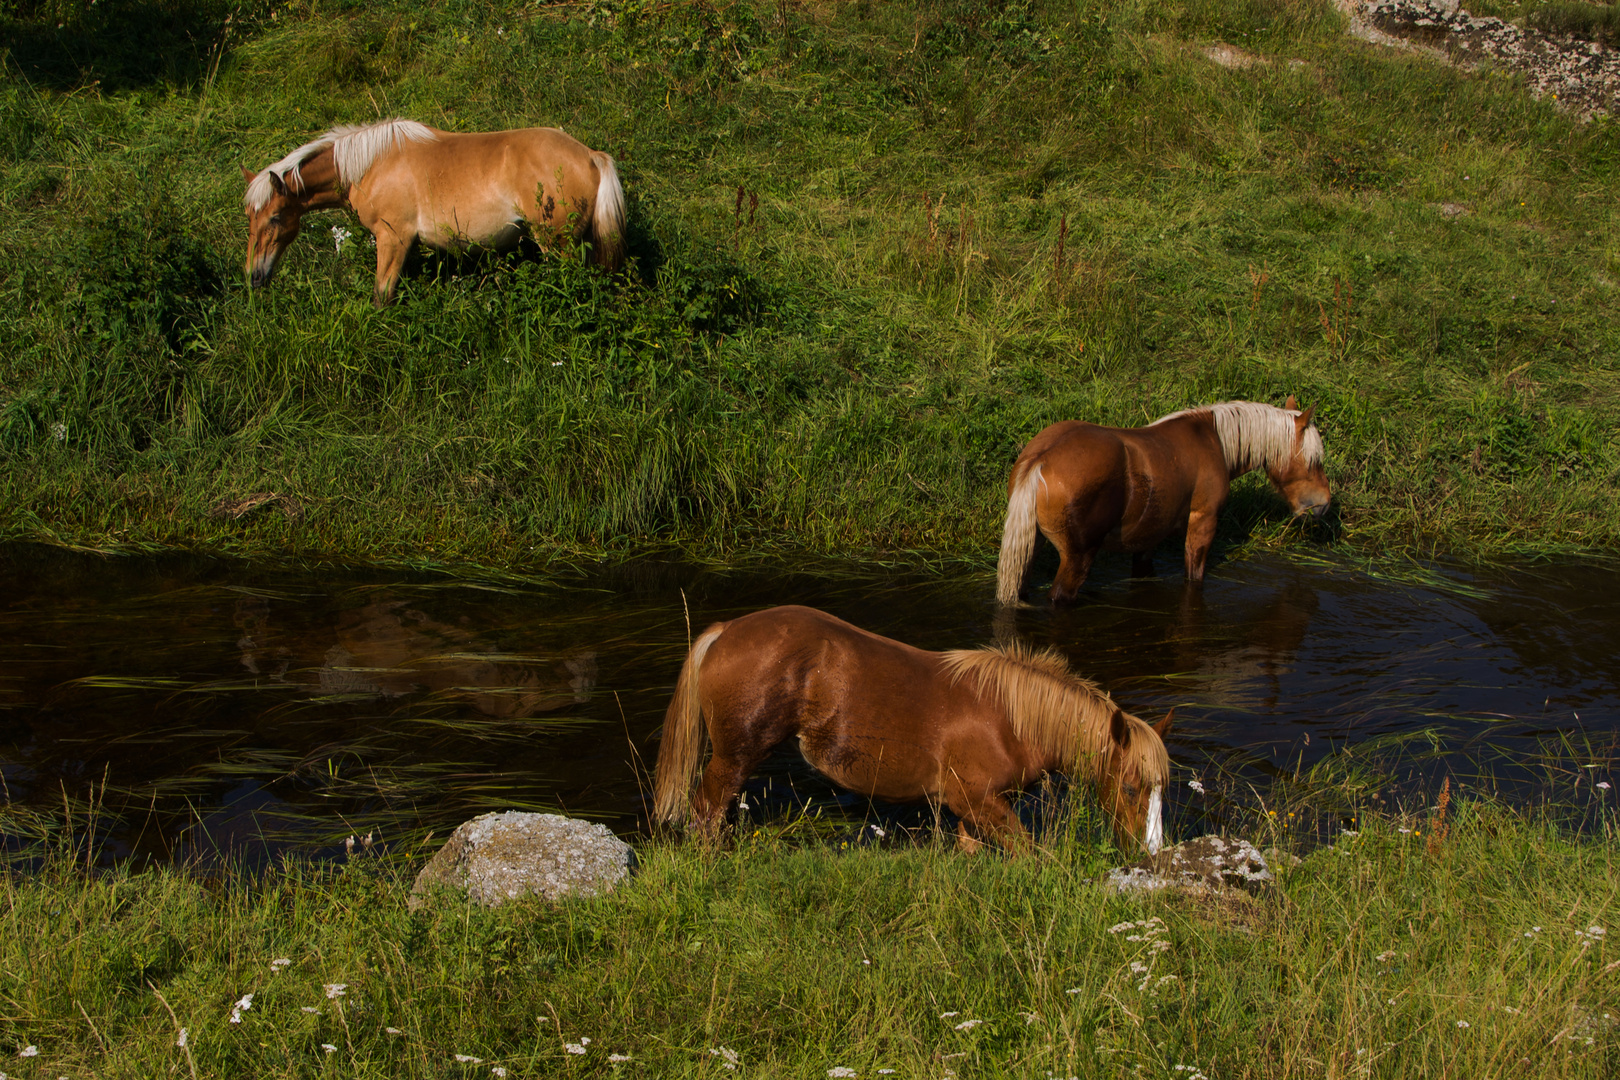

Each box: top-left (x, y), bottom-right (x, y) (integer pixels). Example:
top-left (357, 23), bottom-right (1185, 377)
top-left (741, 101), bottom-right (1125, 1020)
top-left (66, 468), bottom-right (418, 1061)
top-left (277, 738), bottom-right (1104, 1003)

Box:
top-left (1295, 405), bottom-right (1315, 431)
top-left (1153, 707), bottom-right (1175, 739)
top-left (267, 170), bottom-right (287, 197)
top-left (1109, 708), bottom-right (1132, 748)
top-left (1284, 394), bottom-right (1298, 410)
top-left (241, 166), bottom-right (257, 182)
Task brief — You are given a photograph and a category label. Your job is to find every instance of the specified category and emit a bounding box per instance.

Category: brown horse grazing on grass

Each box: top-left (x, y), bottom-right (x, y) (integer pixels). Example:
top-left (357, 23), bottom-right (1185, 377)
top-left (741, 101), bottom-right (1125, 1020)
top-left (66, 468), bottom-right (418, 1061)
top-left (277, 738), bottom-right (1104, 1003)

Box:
top-left (652, 605), bottom-right (1174, 854)
top-left (997, 398), bottom-right (1331, 607)
top-left (242, 118), bottom-right (625, 306)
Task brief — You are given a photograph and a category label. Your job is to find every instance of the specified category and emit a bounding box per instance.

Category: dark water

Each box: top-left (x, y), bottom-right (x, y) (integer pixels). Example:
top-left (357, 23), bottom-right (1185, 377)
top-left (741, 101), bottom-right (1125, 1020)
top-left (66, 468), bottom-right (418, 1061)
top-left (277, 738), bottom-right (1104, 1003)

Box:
top-left (0, 543), bottom-right (1615, 863)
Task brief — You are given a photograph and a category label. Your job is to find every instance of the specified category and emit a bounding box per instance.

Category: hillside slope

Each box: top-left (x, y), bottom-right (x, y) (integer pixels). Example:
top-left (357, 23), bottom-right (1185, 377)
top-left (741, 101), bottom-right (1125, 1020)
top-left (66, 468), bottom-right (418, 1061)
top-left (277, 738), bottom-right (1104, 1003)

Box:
top-left (2, 0), bottom-right (1616, 570)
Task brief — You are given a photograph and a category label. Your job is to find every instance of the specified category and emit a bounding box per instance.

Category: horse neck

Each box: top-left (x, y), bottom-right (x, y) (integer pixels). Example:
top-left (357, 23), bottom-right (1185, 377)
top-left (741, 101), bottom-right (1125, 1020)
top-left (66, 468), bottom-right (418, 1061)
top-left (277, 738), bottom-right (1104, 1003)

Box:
top-left (289, 147), bottom-right (346, 211)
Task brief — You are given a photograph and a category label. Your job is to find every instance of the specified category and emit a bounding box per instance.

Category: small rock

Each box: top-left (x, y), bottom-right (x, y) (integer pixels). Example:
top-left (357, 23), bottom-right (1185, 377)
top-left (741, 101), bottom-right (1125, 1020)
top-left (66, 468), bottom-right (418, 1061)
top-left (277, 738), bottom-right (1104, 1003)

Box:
top-left (410, 811), bottom-right (635, 909)
top-left (1106, 835), bottom-right (1274, 894)
top-left (1203, 43), bottom-right (1268, 69)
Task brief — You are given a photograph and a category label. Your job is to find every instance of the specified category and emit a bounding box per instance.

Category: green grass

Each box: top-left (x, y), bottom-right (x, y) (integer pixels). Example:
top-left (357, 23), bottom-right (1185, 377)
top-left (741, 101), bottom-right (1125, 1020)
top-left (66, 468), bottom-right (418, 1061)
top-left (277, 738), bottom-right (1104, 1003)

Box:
top-left (1, 798), bottom-right (1615, 1077)
top-left (1, 0), bottom-right (1618, 572)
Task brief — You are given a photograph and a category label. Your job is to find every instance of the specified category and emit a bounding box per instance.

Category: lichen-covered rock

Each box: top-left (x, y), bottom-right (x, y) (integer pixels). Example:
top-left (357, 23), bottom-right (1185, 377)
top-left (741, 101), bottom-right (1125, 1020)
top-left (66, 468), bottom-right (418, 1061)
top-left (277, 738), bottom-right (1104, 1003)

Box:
top-left (409, 811), bottom-right (635, 909)
top-left (1338, 0), bottom-right (1620, 119)
top-left (1106, 835), bottom-right (1274, 894)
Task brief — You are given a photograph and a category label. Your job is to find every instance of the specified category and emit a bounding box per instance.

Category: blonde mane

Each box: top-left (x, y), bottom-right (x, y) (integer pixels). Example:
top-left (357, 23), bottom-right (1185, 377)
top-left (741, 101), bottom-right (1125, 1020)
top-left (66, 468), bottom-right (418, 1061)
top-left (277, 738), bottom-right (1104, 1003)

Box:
top-left (244, 118), bottom-right (437, 210)
top-left (941, 642), bottom-right (1166, 783)
top-left (1152, 400), bottom-right (1324, 474)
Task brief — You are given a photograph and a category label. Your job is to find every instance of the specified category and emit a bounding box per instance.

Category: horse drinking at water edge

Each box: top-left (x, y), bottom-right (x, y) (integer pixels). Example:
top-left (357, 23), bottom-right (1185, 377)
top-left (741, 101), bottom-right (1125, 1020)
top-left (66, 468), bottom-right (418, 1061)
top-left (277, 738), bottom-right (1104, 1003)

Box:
top-left (242, 118), bottom-right (626, 306)
top-left (652, 605), bottom-right (1174, 854)
top-left (997, 398), bottom-right (1330, 606)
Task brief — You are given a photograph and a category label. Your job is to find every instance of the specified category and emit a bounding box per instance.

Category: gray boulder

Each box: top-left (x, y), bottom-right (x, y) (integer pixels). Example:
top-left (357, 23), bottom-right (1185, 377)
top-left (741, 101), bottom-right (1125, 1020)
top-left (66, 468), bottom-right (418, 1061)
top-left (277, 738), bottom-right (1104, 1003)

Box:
top-left (1106, 835), bottom-right (1274, 894)
top-left (410, 811), bottom-right (635, 909)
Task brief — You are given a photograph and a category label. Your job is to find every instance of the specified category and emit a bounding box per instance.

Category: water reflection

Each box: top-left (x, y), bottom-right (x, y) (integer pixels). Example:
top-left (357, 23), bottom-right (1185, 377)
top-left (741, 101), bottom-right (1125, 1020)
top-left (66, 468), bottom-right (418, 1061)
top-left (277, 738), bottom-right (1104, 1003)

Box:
top-left (0, 543), bottom-right (1615, 865)
top-left (234, 595), bottom-right (597, 718)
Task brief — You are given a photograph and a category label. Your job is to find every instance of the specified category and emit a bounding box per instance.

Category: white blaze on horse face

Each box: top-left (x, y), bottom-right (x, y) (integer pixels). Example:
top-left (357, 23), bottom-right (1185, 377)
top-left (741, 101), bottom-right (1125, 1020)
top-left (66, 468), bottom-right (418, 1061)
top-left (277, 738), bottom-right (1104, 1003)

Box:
top-left (1144, 785), bottom-right (1164, 854)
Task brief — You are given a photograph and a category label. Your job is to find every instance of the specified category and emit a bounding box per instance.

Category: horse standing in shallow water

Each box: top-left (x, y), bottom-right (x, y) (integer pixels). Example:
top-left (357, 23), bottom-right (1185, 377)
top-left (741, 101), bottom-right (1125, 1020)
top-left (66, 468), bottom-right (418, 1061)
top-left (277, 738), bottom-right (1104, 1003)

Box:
top-left (997, 398), bottom-right (1331, 607)
top-left (241, 118), bottom-right (626, 306)
top-left (652, 605), bottom-right (1174, 854)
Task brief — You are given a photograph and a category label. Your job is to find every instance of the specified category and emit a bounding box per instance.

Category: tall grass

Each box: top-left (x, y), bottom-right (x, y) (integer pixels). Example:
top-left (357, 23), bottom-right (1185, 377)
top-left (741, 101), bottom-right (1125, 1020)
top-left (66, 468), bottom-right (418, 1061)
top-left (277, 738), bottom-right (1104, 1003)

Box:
top-left (1, 0), bottom-right (1617, 571)
top-left (1, 795), bottom-right (1615, 1077)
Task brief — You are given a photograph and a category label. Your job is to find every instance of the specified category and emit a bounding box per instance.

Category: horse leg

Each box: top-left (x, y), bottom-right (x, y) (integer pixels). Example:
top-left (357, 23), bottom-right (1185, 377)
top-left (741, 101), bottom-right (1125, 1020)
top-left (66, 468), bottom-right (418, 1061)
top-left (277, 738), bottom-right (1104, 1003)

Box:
top-left (1183, 507), bottom-right (1219, 583)
top-left (1048, 482), bottom-right (1124, 606)
top-left (947, 789), bottom-right (1031, 854)
top-left (689, 752), bottom-right (753, 842)
top-left (1048, 547), bottom-right (1097, 607)
top-left (371, 230), bottom-right (413, 307)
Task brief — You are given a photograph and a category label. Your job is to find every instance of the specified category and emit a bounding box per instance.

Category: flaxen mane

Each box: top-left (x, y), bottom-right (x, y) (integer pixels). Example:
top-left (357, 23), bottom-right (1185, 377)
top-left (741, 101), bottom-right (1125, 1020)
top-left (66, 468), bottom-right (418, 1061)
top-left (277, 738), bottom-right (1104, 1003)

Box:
top-left (1152, 400), bottom-right (1323, 474)
top-left (940, 642), bottom-right (1125, 773)
top-left (244, 118), bottom-right (436, 210)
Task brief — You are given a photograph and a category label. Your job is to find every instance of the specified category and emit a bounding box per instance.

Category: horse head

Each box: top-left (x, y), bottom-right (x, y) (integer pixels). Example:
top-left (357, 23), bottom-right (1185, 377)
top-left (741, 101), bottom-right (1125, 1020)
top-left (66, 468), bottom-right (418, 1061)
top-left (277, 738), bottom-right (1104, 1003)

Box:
top-left (241, 166), bottom-right (309, 290)
top-left (1267, 395), bottom-right (1331, 518)
top-left (1100, 706), bottom-right (1174, 854)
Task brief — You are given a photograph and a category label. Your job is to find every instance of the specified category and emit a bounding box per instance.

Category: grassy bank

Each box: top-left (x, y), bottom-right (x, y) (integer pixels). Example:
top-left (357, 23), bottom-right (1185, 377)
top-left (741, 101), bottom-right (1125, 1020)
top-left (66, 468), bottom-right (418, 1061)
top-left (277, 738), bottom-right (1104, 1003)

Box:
top-left (0, 0), bottom-right (1616, 571)
top-left (1, 799), bottom-right (1615, 1078)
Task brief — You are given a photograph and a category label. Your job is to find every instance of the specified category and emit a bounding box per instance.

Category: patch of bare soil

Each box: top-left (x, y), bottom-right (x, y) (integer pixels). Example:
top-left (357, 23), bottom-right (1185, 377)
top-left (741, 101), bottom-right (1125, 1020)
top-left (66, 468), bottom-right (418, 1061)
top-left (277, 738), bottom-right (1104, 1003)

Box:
top-left (1336, 0), bottom-right (1620, 118)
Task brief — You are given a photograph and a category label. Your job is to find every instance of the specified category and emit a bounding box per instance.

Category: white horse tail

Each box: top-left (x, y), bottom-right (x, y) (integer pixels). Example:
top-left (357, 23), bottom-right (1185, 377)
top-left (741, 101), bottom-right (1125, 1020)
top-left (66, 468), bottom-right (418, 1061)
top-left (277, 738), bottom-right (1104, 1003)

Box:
top-left (589, 150), bottom-right (626, 271)
top-left (651, 622), bottom-right (725, 826)
top-left (996, 462), bottom-right (1043, 607)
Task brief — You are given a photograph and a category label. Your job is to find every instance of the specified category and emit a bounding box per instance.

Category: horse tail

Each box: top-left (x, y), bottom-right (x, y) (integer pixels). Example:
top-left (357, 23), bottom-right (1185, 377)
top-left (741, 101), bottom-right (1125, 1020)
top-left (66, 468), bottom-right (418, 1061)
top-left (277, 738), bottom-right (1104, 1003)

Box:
top-left (652, 622), bottom-right (725, 826)
top-left (996, 461), bottom-right (1044, 606)
top-left (589, 151), bottom-right (626, 271)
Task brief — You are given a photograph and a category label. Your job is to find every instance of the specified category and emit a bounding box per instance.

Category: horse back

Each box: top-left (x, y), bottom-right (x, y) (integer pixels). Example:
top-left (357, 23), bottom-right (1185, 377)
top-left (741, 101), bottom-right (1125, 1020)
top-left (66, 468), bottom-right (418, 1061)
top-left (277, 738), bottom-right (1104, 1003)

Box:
top-left (1017, 417), bottom-right (1223, 548)
top-left (697, 606), bottom-right (1028, 798)
top-left (357, 126), bottom-right (606, 237)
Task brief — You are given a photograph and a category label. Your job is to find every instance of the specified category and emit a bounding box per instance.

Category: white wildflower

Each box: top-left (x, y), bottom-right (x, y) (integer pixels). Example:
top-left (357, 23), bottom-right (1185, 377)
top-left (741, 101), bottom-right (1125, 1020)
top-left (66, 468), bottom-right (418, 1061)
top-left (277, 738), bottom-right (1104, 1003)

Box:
top-left (324, 984), bottom-right (347, 999)
top-left (609, 1054), bottom-right (633, 1063)
top-left (1129, 961), bottom-right (1150, 974)
top-left (828, 1069), bottom-right (858, 1078)
top-left (954, 1019), bottom-right (982, 1031)
top-left (332, 226), bottom-right (352, 252)
top-left (939, 1011), bottom-right (959, 1018)
top-left (51, 423), bottom-right (67, 442)
top-left (1108, 922), bottom-right (1134, 934)
top-left (1065, 987), bottom-right (1082, 995)
top-left (1585, 926), bottom-right (1606, 938)
top-left (492, 1070), bottom-right (508, 1079)
top-left (270, 958), bottom-right (291, 971)
top-left (177, 1028), bottom-right (189, 1048)
top-left (564, 1043), bottom-right (588, 1055)
top-left (1598, 782), bottom-right (1612, 790)
top-left (322, 1044), bottom-right (337, 1054)
top-left (1376, 950), bottom-right (1397, 962)
top-left (454, 1054), bottom-right (483, 1063)
top-left (386, 1027), bottom-right (403, 1035)
top-left (301, 1007), bottom-right (320, 1015)
top-left (709, 1046), bottom-right (739, 1069)
top-left (1187, 779), bottom-right (1204, 793)
top-left (1456, 1020), bottom-right (1470, 1029)
top-left (1502, 1006), bottom-right (1520, 1014)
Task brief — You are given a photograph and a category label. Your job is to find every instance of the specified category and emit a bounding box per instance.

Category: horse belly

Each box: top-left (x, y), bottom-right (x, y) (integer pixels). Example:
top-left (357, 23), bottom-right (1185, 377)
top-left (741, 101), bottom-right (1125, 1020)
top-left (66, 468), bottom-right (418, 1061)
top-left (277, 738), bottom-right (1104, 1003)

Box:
top-left (798, 732), bottom-right (934, 803)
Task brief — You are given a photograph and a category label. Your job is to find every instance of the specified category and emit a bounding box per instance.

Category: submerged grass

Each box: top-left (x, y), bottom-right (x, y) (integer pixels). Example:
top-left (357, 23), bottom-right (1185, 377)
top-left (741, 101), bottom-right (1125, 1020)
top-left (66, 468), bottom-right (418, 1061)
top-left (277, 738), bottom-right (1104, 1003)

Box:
top-left (0, 0), bottom-right (1616, 570)
top-left (0, 797), bottom-right (1615, 1078)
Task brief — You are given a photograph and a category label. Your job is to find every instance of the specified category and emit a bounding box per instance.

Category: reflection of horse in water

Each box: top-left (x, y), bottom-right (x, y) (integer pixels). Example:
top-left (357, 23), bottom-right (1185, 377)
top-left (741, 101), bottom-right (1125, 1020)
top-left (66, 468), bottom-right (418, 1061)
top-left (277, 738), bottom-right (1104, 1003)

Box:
top-left (234, 597), bottom-right (595, 719)
top-left (1169, 581), bottom-right (1319, 713)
